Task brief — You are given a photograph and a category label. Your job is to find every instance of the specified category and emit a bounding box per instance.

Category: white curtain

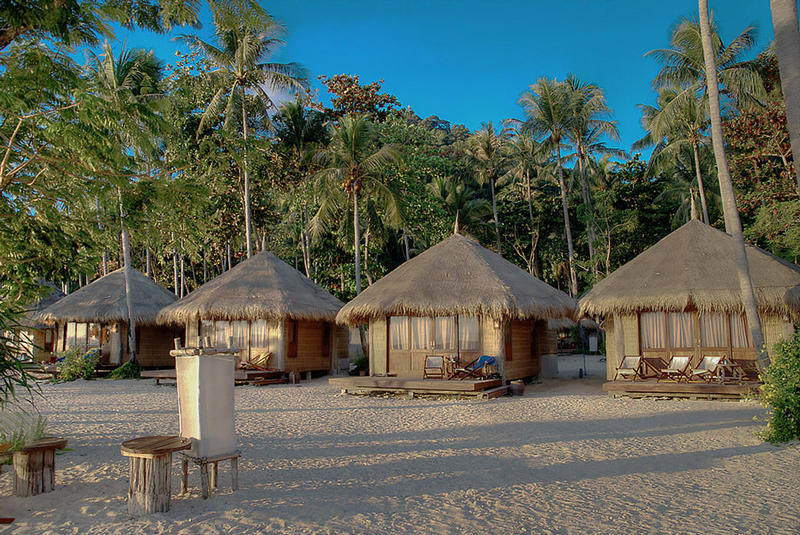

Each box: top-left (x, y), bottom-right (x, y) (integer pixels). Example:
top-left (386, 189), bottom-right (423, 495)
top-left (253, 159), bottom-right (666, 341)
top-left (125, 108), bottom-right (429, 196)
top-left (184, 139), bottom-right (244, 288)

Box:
top-left (435, 316), bottom-right (455, 350)
top-left (66, 322), bottom-right (78, 348)
top-left (87, 323), bottom-right (101, 347)
top-left (668, 312), bottom-right (694, 349)
top-left (412, 317), bottom-right (432, 350)
top-left (187, 320), bottom-right (199, 347)
top-left (231, 321), bottom-right (248, 349)
top-left (267, 321), bottom-right (282, 354)
top-left (730, 314), bottom-right (750, 348)
top-left (390, 316), bottom-right (409, 350)
top-left (700, 312), bottom-right (728, 347)
top-left (200, 320), bottom-right (214, 344)
top-left (214, 321), bottom-right (230, 347)
top-left (458, 316), bottom-right (479, 351)
top-left (250, 319), bottom-right (269, 348)
top-left (640, 312), bottom-right (665, 349)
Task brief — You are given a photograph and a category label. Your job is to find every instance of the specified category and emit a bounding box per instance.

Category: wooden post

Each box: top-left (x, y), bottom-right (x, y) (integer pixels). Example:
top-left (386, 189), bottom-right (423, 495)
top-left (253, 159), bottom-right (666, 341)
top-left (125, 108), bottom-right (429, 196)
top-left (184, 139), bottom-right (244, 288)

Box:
top-left (127, 454), bottom-right (172, 515)
top-left (181, 458), bottom-right (189, 495)
top-left (231, 456), bottom-right (238, 491)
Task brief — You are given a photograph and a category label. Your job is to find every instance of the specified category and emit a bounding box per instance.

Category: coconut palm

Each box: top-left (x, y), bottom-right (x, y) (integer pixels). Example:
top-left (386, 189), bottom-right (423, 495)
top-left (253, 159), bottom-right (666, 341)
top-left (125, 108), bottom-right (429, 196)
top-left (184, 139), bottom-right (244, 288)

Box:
top-left (468, 123), bottom-right (509, 256)
top-left (427, 175), bottom-right (491, 235)
top-left (519, 77), bottom-right (579, 296)
top-left (311, 115), bottom-right (403, 295)
top-left (87, 41), bottom-right (166, 365)
top-left (634, 88), bottom-right (713, 224)
top-left (770, 0), bottom-right (800, 196)
top-left (181, 0), bottom-right (308, 258)
top-left (698, 0), bottom-right (768, 370)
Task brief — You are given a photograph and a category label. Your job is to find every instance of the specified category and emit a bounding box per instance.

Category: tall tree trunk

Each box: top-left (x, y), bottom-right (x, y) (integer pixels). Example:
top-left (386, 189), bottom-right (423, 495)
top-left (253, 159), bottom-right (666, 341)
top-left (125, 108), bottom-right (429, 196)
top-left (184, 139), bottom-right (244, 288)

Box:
top-left (145, 247), bottom-right (151, 278)
top-left (524, 169), bottom-right (540, 278)
top-left (241, 95), bottom-right (253, 258)
top-left (353, 190), bottom-right (363, 295)
top-left (576, 142), bottom-right (597, 273)
top-left (179, 250), bottom-right (185, 299)
top-left (118, 190), bottom-right (137, 365)
top-left (699, 0), bottom-right (768, 370)
top-left (489, 175), bottom-right (502, 256)
top-left (172, 248), bottom-right (179, 297)
top-left (202, 249), bottom-right (207, 283)
top-left (555, 144), bottom-right (578, 296)
top-left (691, 138), bottom-right (711, 224)
top-left (771, 0), bottom-right (800, 197)
top-left (363, 228), bottom-right (373, 286)
top-left (302, 202), bottom-right (312, 278)
top-left (226, 242), bottom-right (232, 271)
top-left (402, 228), bottom-right (410, 261)
top-left (96, 197), bottom-right (108, 276)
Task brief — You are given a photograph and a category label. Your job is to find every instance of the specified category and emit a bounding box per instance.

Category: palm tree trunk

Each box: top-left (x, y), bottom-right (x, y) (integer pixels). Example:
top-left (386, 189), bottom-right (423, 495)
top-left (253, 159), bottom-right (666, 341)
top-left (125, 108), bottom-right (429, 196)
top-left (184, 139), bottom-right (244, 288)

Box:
top-left (691, 138), bottom-right (711, 224)
top-left (302, 202), bottom-right (312, 278)
top-left (172, 247), bottom-right (179, 297)
top-left (353, 190), bottom-right (363, 295)
top-left (576, 143), bottom-right (597, 273)
top-left (555, 145), bottom-right (578, 296)
top-left (363, 227), bottom-right (373, 286)
top-left (202, 249), bottom-right (207, 283)
top-left (524, 169), bottom-right (540, 278)
top-left (96, 197), bottom-right (108, 276)
top-left (699, 0), bottom-right (768, 370)
top-left (118, 190), bottom-right (137, 365)
top-left (226, 241), bottom-right (232, 271)
top-left (145, 247), bottom-right (151, 278)
top-left (771, 0), bottom-right (800, 197)
top-left (241, 95), bottom-right (253, 258)
top-left (489, 175), bottom-right (502, 256)
top-left (179, 247), bottom-right (185, 299)
top-left (403, 228), bottom-right (410, 261)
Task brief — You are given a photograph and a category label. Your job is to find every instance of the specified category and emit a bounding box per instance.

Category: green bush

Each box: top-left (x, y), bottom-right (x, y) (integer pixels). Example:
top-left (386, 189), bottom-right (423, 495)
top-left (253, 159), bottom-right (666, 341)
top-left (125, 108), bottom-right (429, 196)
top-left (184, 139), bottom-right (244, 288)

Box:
top-left (759, 331), bottom-right (800, 444)
top-left (0, 406), bottom-right (47, 452)
top-left (108, 360), bottom-right (141, 380)
top-left (353, 355), bottom-right (369, 373)
top-left (56, 348), bottom-right (100, 382)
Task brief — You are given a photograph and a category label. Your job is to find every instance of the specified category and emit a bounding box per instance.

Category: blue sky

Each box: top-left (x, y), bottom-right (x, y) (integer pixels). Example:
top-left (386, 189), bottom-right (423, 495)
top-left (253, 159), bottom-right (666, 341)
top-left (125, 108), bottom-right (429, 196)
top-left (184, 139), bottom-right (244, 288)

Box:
top-left (113, 0), bottom-right (775, 153)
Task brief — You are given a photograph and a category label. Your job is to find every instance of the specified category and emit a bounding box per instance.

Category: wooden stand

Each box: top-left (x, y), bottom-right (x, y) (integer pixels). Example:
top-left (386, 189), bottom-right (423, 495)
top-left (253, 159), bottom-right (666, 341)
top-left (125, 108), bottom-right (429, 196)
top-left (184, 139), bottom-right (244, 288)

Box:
top-left (179, 451), bottom-right (241, 499)
top-left (12, 437), bottom-right (67, 497)
top-left (121, 436), bottom-right (191, 515)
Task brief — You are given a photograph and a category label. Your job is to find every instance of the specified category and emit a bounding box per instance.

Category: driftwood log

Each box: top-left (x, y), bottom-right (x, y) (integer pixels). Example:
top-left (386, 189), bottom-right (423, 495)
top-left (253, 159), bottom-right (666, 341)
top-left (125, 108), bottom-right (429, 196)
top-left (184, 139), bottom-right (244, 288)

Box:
top-left (12, 437), bottom-right (67, 497)
top-left (120, 436), bottom-right (191, 515)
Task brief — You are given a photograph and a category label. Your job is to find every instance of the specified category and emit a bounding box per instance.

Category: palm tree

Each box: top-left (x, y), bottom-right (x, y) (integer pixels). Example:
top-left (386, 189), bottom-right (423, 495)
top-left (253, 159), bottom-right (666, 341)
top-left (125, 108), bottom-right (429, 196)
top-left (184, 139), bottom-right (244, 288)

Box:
top-left (181, 0), bottom-right (307, 258)
top-left (634, 88), bottom-right (713, 223)
top-left (519, 77), bottom-right (579, 296)
top-left (468, 123), bottom-right (508, 255)
top-left (770, 0), bottom-right (800, 196)
top-left (698, 0), bottom-right (768, 370)
top-left (427, 175), bottom-right (491, 235)
top-left (311, 115), bottom-right (403, 295)
top-left (565, 76), bottom-right (621, 273)
top-left (87, 42), bottom-right (166, 365)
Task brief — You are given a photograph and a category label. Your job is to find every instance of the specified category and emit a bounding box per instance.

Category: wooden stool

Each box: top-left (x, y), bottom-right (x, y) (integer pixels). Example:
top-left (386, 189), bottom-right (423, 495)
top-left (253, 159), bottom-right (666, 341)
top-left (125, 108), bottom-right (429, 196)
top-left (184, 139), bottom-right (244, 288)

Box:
top-left (179, 451), bottom-right (241, 499)
top-left (12, 437), bottom-right (67, 497)
top-left (121, 436), bottom-right (191, 515)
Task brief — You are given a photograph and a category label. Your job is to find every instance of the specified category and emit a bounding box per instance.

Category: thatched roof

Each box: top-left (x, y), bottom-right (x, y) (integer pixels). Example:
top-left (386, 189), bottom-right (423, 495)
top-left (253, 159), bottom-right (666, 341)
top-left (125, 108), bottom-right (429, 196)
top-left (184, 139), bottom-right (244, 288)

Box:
top-left (157, 251), bottom-right (344, 324)
top-left (21, 281), bottom-right (65, 329)
top-left (35, 269), bottom-right (176, 326)
top-left (579, 220), bottom-right (800, 316)
top-left (786, 284), bottom-right (800, 309)
top-left (336, 233), bottom-right (576, 325)
top-left (546, 318), bottom-right (601, 331)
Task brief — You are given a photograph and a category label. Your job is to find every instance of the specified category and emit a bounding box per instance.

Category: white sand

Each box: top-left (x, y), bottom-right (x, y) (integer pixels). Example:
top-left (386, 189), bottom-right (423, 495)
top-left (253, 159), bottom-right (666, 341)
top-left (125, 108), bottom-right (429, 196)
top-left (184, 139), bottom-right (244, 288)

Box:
top-left (2, 356), bottom-right (799, 534)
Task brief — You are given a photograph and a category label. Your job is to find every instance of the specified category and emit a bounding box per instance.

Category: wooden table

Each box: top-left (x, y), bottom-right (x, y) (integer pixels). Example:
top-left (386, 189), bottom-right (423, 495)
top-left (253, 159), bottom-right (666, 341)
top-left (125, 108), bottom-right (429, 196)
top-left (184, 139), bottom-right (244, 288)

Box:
top-left (12, 437), bottom-right (68, 497)
top-left (121, 436), bottom-right (191, 515)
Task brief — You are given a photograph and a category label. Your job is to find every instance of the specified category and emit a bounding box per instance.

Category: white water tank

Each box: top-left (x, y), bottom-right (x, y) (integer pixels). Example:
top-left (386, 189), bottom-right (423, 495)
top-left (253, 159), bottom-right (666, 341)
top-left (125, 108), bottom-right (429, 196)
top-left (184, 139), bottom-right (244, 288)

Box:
top-left (175, 352), bottom-right (236, 458)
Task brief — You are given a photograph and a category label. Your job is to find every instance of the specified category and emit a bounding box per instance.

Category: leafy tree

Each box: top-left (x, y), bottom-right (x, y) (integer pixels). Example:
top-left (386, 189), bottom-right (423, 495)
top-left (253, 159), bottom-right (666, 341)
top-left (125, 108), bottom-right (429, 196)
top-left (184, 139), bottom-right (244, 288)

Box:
top-left (318, 74), bottom-right (400, 122)
top-left (770, 0), bottom-right (800, 196)
top-left (468, 122), bottom-right (508, 255)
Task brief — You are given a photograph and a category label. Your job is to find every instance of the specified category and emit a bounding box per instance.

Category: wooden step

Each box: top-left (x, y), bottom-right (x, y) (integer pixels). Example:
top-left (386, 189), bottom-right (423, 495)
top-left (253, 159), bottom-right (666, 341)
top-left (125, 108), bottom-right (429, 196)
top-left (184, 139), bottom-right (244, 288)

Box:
top-left (250, 378), bottom-right (288, 387)
top-left (481, 386), bottom-right (509, 399)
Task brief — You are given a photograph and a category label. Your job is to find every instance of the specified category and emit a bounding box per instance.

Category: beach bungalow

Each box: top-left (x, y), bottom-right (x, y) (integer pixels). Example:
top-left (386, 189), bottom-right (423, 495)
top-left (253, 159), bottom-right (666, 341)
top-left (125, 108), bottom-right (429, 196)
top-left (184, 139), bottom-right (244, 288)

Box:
top-left (35, 268), bottom-right (179, 367)
top-left (335, 233), bottom-right (577, 383)
top-left (156, 251), bottom-right (349, 374)
top-left (579, 220), bottom-right (800, 394)
top-left (7, 282), bottom-right (65, 362)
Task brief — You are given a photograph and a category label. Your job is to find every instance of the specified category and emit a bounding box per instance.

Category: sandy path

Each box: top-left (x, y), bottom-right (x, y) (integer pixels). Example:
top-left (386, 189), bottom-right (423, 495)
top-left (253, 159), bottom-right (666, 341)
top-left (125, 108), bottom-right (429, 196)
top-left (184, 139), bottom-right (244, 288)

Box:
top-left (1, 360), bottom-right (798, 534)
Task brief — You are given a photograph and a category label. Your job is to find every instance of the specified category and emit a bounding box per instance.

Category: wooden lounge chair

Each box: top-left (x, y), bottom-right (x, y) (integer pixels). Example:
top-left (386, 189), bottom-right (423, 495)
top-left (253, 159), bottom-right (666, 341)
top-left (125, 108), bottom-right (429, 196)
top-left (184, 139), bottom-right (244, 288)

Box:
top-left (613, 356), bottom-right (643, 381)
top-left (423, 355), bottom-right (445, 379)
top-left (641, 357), bottom-right (667, 378)
top-left (453, 355), bottom-right (496, 379)
top-left (239, 352), bottom-right (272, 371)
top-left (689, 355), bottom-right (723, 382)
top-left (657, 355), bottom-right (692, 382)
top-left (733, 359), bottom-right (760, 382)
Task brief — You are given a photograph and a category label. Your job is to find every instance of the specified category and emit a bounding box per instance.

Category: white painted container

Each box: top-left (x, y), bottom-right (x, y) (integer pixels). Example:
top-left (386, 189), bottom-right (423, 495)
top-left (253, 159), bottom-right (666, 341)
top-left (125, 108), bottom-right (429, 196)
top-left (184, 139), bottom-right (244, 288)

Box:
top-left (175, 353), bottom-right (236, 458)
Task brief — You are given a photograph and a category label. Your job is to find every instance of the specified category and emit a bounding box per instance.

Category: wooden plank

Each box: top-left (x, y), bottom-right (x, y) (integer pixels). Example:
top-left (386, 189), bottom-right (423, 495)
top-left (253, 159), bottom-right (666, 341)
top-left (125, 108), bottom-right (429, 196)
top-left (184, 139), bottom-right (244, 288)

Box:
top-left (121, 436), bottom-right (191, 457)
top-left (602, 380), bottom-right (760, 396)
top-left (329, 377), bottom-right (501, 392)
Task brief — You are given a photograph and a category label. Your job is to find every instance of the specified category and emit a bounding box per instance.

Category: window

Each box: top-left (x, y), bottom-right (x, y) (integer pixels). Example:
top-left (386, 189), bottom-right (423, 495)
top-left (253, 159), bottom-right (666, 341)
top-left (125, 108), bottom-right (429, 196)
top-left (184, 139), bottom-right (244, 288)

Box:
top-left (640, 312), bottom-right (665, 349)
top-left (668, 312), bottom-right (693, 349)
top-left (250, 319), bottom-right (269, 348)
top-left (458, 316), bottom-right (480, 351)
top-left (700, 312), bottom-right (728, 347)
top-left (200, 320), bottom-right (214, 345)
top-left (435, 316), bottom-right (455, 350)
top-left (730, 314), bottom-right (750, 348)
top-left (390, 316), bottom-right (409, 350)
top-left (186, 320), bottom-right (199, 347)
top-left (411, 317), bottom-right (432, 350)
top-left (87, 323), bottom-right (101, 347)
top-left (66, 322), bottom-right (78, 348)
top-left (231, 321), bottom-right (248, 349)
top-left (214, 321), bottom-right (230, 347)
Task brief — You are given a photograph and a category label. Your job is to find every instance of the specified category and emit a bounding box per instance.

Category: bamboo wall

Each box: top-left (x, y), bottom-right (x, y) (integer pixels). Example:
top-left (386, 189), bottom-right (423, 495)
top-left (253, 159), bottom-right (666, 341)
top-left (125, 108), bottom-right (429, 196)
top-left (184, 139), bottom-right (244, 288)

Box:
top-left (369, 318), bottom-right (387, 375)
top-left (283, 320), bottom-right (332, 373)
top-left (503, 319), bottom-right (540, 381)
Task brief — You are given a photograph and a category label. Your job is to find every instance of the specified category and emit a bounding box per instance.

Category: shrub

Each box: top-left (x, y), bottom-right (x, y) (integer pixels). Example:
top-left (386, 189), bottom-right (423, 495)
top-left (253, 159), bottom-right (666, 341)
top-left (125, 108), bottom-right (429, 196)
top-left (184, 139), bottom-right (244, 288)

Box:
top-left (108, 360), bottom-right (141, 380)
top-left (759, 331), bottom-right (800, 444)
top-left (56, 348), bottom-right (100, 382)
top-left (0, 405), bottom-right (47, 452)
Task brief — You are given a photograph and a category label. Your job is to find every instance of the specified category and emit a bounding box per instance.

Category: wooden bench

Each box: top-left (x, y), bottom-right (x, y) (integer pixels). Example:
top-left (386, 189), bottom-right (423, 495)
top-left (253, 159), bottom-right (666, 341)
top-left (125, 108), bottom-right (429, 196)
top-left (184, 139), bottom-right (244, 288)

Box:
top-left (179, 450), bottom-right (241, 499)
top-left (121, 435), bottom-right (191, 515)
top-left (12, 437), bottom-right (68, 497)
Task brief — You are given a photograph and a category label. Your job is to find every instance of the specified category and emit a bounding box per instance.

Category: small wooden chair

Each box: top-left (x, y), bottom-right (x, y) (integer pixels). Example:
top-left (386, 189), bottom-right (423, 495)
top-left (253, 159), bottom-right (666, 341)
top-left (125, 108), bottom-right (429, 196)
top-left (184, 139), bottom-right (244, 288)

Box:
top-left (657, 355), bottom-right (692, 382)
top-left (689, 355), bottom-right (723, 382)
top-left (422, 355), bottom-right (445, 379)
top-left (452, 355), bottom-right (496, 379)
top-left (613, 356), bottom-right (643, 381)
top-left (641, 357), bottom-right (667, 378)
top-left (733, 359), bottom-right (760, 382)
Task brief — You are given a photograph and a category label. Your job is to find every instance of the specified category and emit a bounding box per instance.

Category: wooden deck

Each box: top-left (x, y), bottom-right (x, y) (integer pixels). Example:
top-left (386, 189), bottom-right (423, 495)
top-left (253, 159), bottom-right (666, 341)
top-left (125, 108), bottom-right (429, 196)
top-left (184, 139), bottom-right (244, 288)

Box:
top-left (329, 376), bottom-right (506, 399)
top-left (603, 379), bottom-right (761, 399)
top-left (141, 368), bottom-right (286, 385)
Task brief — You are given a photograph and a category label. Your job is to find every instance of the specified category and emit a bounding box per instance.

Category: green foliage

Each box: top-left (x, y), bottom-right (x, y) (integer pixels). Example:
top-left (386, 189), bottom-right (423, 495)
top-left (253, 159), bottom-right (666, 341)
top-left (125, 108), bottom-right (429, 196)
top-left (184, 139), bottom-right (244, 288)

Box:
top-left (56, 348), bottom-right (100, 382)
top-left (108, 360), bottom-right (141, 380)
top-left (0, 405), bottom-right (47, 452)
top-left (759, 332), bottom-right (800, 444)
top-left (353, 355), bottom-right (369, 372)
top-left (0, 308), bottom-right (37, 405)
